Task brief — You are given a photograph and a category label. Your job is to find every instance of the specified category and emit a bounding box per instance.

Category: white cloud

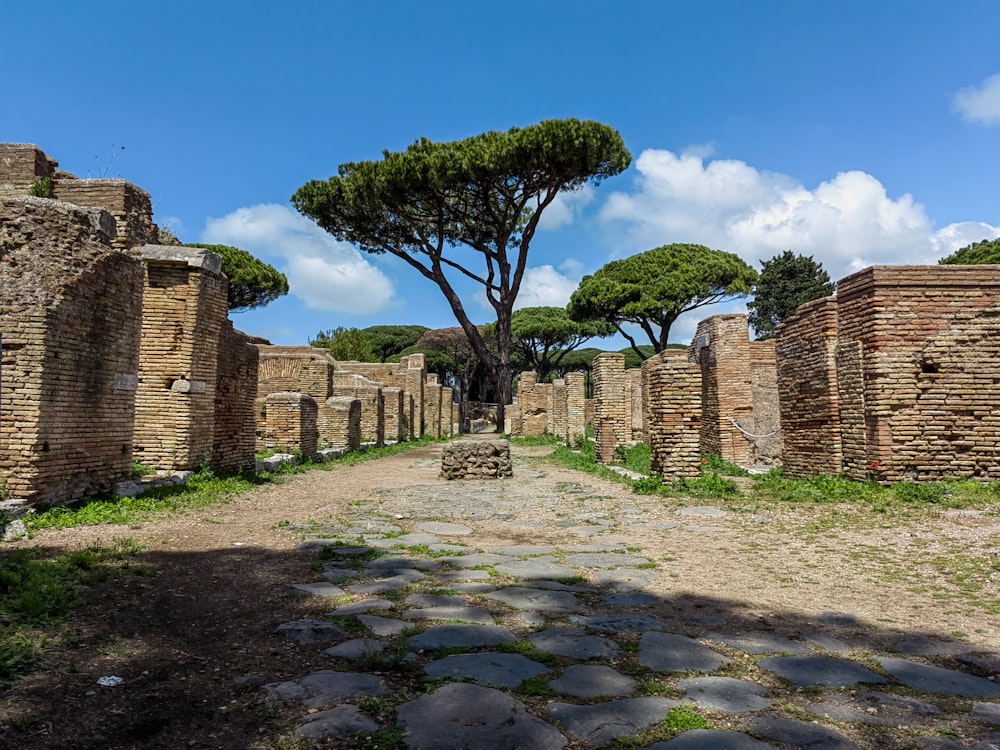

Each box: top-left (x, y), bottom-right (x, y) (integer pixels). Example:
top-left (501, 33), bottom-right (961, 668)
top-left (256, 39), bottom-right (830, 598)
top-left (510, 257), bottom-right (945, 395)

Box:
top-left (202, 204), bottom-right (395, 315)
top-left (537, 184), bottom-right (595, 230)
top-left (599, 149), bottom-right (1000, 282)
top-left (513, 265), bottom-right (580, 309)
top-left (953, 73), bottom-right (1000, 126)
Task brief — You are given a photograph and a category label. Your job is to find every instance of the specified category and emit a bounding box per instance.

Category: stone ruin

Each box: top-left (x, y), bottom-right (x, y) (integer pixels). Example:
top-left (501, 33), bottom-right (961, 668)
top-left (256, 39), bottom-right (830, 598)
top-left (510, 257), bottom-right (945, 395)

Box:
top-left (441, 439), bottom-right (512, 480)
top-left (505, 371), bottom-right (586, 446)
top-left (584, 266), bottom-right (1000, 484)
top-left (0, 143), bottom-right (456, 510)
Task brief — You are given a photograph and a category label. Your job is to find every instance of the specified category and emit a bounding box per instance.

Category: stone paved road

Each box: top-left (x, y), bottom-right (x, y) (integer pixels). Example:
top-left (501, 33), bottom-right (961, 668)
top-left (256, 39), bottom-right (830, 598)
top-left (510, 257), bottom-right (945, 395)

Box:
top-left (266, 441), bottom-right (1000, 749)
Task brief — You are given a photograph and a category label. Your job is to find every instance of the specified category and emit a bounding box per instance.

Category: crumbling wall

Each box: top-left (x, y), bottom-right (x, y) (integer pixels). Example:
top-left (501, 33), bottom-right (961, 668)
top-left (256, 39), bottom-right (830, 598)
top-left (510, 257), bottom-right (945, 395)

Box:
top-left (212, 321), bottom-right (259, 472)
top-left (592, 353), bottom-right (628, 463)
top-left (775, 296), bottom-right (842, 477)
top-left (835, 266), bottom-right (1000, 482)
top-left (0, 197), bottom-right (143, 505)
top-left (133, 246), bottom-right (227, 471)
top-left (647, 351), bottom-right (702, 478)
top-left (338, 354), bottom-right (427, 439)
top-left (516, 372), bottom-right (553, 438)
top-left (382, 386), bottom-right (405, 442)
top-left (331, 372), bottom-right (384, 446)
top-left (257, 346), bottom-right (334, 399)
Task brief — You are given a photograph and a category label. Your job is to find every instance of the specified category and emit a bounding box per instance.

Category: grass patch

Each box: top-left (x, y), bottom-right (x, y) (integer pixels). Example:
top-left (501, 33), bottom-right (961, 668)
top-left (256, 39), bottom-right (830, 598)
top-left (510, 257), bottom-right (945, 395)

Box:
top-left (0, 539), bottom-right (146, 685)
top-left (700, 454), bottom-right (749, 476)
top-left (611, 706), bottom-right (711, 749)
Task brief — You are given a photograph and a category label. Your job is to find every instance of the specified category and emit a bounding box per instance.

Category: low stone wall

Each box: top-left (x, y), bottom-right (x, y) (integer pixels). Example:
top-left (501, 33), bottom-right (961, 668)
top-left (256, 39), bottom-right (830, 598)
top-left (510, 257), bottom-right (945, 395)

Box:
top-left (441, 440), bottom-right (513, 480)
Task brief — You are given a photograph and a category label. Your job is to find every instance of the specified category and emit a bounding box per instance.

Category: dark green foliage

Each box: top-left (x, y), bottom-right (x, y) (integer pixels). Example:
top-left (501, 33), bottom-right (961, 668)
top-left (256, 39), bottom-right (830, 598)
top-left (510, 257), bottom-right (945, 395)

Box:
top-left (939, 237), bottom-right (1000, 265)
top-left (29, 177), bottom-right (52, 197)
top-left (293, 118), bottom-right (631, 416)
top-left (360, 325), bottom-right (429, 362)
top-left (510, 306), bottom-right (614, 381)
top-left (311, 326), bottom-right (378, 362)
top-left (185, 243), bottom-right (289, 312)
top-left (746, 250), bottom-right (834, 339)
top-left (700, 454), bottom-right (750, 476)
top-left (568, 244), bottom-right (757, 360)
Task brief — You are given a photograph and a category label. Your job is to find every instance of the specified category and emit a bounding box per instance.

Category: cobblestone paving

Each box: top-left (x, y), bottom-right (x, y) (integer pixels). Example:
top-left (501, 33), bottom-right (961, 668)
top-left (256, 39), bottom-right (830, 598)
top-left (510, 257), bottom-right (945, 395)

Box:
top-left (266, 446), bottom-right (1000, 749)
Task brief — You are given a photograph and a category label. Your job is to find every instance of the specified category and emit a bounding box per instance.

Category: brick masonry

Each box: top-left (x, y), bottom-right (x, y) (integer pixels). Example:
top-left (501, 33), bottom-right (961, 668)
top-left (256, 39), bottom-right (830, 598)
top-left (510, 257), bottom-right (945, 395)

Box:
top-left (647, 351), bottom-right (702, 478)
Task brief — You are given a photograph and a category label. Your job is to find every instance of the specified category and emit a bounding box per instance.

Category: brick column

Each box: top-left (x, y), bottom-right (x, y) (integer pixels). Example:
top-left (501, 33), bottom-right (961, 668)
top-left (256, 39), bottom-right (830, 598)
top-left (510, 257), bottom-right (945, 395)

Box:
top-left (593, 353), bottom-right (628, 464)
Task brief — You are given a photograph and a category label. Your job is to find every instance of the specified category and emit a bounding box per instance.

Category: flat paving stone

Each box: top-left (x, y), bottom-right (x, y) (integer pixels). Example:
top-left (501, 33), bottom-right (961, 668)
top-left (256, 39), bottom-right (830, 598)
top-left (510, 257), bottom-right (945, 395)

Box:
top-left (275, 619), bottom-right (349, 645)
top-left (803, 633), bottom-right (853, 654)
top-left (649, 729), bottom-right (775, 749)
top-left (563, 552), bottom-right (652, 568)
top-left (523, 580), bottom-right (597, 592)
top-left (364, 567), bottom-right (426, 582)
top-left (263, 671), bottom-right (390, 709)
top-left (358, 614), bottom-right (410, 636)
top-left (408, 624), bottom-right (517, 651)
top-left (290, 582), bottom-right (347, 598)
top-left (806, 691), bottom-right (941, 725)
top-left (395, 683), bottom-right (566, 750)
top-left (321, 638), bottom-right (391, 661)
top-left (449, 582), bottom-right (495, 594)
top-left (749, 716), bottom-right (858, 749)
top-left (638, 632), bottom-right (730, 673)
top-left (429, 543), bottom-right (471, 553)
top-left (346, 577), bottom-right (413, 595)
top-left (604, 592), bottom-right (657, 607)
top-left (548, 664), bottom-right (636, 698)
top-left (484, 587), bottom-right (581, 613)
top-left (365, 556), bottom-right (440, 571)
top-left (549, 697), bottom-right (678, 747)
top-left (675, 506), bottom-right (727, 517)
top-left (591, 568), bottom-right (656, 591)
top-left (322, 566), bottom-right (360, 582)
top-left (328, 598), bottom-right (394, 616)
top-left (488, 545), bottom-right (556, 556)
top-left (893, 635), bottom-right (976, 657)
top-left (436, 569), bottom-right (493, 582)
top-left (571, 614), bottom-right (669, 634)
top-left (293, 705), bottom-right (379, 741)
top-left (424, 652), bottom-right (551, 688)
top-left (971, 701), bottom-right (1000, 725)
top-left (402, 605), bottom-right (495, 625)
top-left (707, 632), bottom-right (813, 655)
top-left (759, 656), bottom-right (889, 688)
top-left (437, 552), bottom-right (508, 569)
top-left (494, 558), bottom-right (578, 579)
top-left (677, 676), bottom-right (771, 712)
top-left (404, 593), bottom-right (466, 607)
top-left (876, 658), bottom-right (1000, 698)
top-left (527, 627), bottom-right (623, 660)
top-left (418, 521), bottom-right (473, 535)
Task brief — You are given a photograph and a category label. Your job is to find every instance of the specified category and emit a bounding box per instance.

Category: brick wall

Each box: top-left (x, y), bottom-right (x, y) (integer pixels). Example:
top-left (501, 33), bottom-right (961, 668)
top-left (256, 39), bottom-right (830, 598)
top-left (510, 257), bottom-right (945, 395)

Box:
top-left (319, 397), bottom-right (361, 452)
top-left (517, 372), bottom-right (554, 438)
top-left (565, 372), bottom-right (587, 446)
top-left (261, 392), bottom-right (318, 459)
top-left (51, 180), bottom-right (157, 252)
top-left (441, 386), bottom-right (455, 436)
top-left (592, 353), bottom-right (628, 463)
top-left (257, 346), bottom-right (334, 399)
top-left (382, 387), bottom-right (405, 442)
top-left (775, 296), bottom-right (842, 477)
top-left (0, 144), bottom-right (55, 193)
top-left (691, 315), bottom-right (755, 465)
top-left (212, 322), bottom-right (259, 472)
top-left (647, 351), bottom-right (702, 478)
top-left (425, 374), bottom-right (442, 438)
top-left (331, 372), bottom-right (384, 446)
top-left (133, 246), bottom-right (227, 471)
top-left (628, 369), bottom-right (643, 441)
top-left (551, 379), bottom-right (568, 441)
top-left (0, 198), bottom-right (143, 505)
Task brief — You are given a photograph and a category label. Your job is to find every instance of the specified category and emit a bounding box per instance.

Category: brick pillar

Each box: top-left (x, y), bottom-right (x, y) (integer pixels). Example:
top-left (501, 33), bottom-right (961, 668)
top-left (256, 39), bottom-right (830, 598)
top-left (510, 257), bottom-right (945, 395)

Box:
top-left (262, 392), bottom-right (318, 459)
top-left (440, 386), bottom-right (454, 436)
top-left (593, 353), bottom-right (628, 464)
top-left (551, 379), bottom-right (568, 442)
top-left (690, 315), bottom-right (754, 465)
top-left (404, 354), bottom-right (426, 438)
top-left (134, 246), bottom-right (227, 471)
top-left (319, 396), bottom-right (361, 452)
top-left (648, 352), bottom-right (702, 478)
top-left (425, 374), bottom-right (442, 438)
top-left (565, 372), bottom-right (587, 447)
top-left (382, 387), bottom-right (405, 442)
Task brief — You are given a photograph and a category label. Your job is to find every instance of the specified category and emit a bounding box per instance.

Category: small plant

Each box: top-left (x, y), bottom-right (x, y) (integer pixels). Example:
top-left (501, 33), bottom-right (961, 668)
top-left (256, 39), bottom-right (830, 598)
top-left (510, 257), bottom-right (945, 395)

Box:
top-left (700, 454), bottom-right (750, 476)
top-left (668, 472), bottom-right (741, 499)
top-left (130, 460), bottom-right (156, 478)
top-left (632, 476), bottom-right (663, 495)
top-left (29, 177), bottom-right (52, 198)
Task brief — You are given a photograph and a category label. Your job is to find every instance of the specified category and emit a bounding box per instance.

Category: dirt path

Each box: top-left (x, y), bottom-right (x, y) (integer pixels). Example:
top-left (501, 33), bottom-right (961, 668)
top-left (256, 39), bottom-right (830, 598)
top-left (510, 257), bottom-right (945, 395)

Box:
top-left (3, 441), bottom-right (998, 749)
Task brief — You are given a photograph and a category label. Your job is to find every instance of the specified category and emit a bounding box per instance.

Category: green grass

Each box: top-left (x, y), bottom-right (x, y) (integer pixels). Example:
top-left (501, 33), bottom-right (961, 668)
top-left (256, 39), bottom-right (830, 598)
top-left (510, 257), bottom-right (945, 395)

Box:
top-left (0, 539), bottom-right (146, 685)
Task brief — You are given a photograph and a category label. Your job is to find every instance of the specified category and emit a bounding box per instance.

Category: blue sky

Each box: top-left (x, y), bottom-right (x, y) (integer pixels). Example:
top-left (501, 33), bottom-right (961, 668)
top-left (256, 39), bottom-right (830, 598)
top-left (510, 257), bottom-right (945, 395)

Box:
top-left (6, 1), bottom-right (1000, 347)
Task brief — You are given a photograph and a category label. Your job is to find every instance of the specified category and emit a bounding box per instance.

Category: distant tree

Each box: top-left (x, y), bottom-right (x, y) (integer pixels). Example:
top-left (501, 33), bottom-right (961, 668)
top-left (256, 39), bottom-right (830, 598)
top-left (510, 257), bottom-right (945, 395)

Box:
top-left (414, 326), bottom-right (498, 420)
top-left (310, 326), bottom-right (377, 362)
top-left (510, 306), bottom-right (615, 382)
top-left (292, 118), bottom-right (631, 425)
top-left (939, 237), bottom-right (1000, 265)
top-left (186, 243), bottom-right (289, 312)
top-left (568, 244), bottom-right (757, 360)
top-left (361, 325), bottom-right (429, 362)
top-left (747, 250), bottom-right (835, 339)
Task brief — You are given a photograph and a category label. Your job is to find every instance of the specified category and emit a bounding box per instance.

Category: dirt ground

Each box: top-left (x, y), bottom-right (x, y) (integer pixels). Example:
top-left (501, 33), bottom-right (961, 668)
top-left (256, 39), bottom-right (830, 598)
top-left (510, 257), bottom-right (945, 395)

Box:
top-left (2, 441), bottom-right (998, 749)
